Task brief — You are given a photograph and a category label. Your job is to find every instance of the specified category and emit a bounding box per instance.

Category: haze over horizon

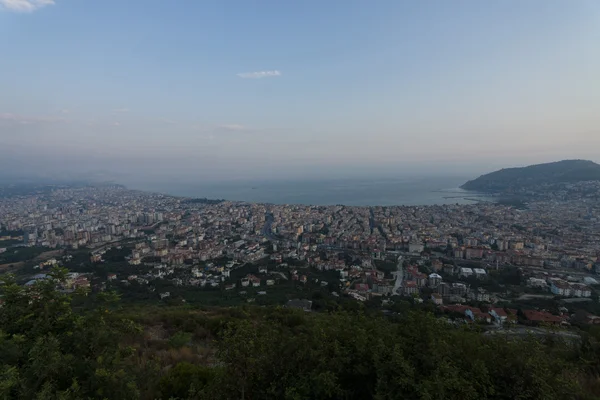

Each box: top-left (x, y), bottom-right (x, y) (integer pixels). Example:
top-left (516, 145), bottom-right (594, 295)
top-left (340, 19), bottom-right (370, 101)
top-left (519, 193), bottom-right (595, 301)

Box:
top-left (2, 0), bottom-right (599, 185)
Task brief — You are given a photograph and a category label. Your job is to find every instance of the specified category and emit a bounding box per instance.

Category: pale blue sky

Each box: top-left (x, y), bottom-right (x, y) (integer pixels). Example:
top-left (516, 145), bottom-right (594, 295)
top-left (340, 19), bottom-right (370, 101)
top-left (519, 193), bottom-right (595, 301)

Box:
top-left (1, 0), bottom-right (599, 183)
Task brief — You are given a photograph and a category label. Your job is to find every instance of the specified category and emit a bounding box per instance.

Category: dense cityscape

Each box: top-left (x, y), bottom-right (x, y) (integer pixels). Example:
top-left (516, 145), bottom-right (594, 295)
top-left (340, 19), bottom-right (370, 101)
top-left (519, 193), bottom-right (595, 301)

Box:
top-left (4, 0), bottom-right (600, 397)
top-left (2, 181), bottom-right (600, 330)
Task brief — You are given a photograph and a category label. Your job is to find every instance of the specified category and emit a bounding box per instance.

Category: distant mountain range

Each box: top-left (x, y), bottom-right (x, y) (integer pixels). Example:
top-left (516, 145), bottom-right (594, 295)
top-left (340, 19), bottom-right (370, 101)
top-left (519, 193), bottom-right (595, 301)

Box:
top-left (461, 160), bottom-right (600, 192)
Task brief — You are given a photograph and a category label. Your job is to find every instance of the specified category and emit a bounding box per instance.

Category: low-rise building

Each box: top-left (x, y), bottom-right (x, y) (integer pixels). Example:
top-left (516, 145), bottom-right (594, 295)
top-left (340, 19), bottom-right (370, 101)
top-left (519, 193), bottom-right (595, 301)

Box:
top-left (527, 277), bottom-right (547, 288)
top-left (402, 281), bottom-right (419, 296)
top-left (571, 283), bottom-right (592, 298)
top-left (459, 267), bottom-right (473, 278)
top-left (550, 279), bottom-right (571, 296)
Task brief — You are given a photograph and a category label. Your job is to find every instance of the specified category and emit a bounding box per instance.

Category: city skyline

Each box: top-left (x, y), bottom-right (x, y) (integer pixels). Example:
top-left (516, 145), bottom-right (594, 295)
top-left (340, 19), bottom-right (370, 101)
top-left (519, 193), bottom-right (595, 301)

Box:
top-left (1, 0), bottom-right (599, 183)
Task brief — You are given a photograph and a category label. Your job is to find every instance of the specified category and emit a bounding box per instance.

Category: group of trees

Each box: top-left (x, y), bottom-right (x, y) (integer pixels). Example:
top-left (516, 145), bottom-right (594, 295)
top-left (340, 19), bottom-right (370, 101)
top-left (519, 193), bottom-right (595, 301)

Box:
top-left (2, 267), bottom-right (600, 399)
top-left (0, 268), bottom-right (142, 399)
top-left (0, 246), bottom-right (49, 265)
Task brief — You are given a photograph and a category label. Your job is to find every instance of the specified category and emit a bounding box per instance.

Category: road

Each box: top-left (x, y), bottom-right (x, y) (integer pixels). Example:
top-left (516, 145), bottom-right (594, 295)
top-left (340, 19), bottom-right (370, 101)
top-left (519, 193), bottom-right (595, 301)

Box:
top-left (393, 256), bottom-right (404, 295)
top-left (261, 212), bottom-right (277, 240)
top-left (484, 326), bottom-right (581, 341)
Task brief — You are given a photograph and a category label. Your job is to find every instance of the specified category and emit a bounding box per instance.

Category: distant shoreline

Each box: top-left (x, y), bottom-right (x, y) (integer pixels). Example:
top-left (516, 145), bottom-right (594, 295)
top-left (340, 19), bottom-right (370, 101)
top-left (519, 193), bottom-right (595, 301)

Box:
top-left (129, 177), bottom-right (497, 207)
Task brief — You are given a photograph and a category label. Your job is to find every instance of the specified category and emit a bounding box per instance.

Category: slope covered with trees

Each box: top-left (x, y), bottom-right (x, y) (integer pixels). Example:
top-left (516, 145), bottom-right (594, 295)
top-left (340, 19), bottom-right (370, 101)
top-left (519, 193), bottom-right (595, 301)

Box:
top-left (461, 160), bottom-right (600, 192)
top-left (1, 267), bottom-right (600, 399)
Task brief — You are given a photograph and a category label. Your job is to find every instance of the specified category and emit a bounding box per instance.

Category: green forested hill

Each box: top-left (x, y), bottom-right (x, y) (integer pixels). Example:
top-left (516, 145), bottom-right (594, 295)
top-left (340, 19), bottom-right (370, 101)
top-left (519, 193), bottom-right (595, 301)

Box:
top-left (461, 160), bottom-right (600, 192)
top-left (1, 268), bottom-right (600, 399)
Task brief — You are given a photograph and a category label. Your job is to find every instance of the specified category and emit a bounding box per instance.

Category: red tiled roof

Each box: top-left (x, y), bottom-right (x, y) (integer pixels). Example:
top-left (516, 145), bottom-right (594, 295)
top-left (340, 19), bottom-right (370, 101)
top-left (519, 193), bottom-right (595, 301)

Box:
top-left (522, 310), bottom-right (563, 323)
top-left (443, 304), bottom-right (470, 314)
top-left (490, 307), bottom-right (508, 317)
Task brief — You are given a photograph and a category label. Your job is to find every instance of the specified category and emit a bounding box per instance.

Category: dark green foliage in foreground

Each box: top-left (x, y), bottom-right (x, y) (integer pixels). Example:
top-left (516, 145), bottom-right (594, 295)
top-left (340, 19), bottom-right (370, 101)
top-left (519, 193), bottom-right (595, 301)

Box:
top-left (213, 312), bottom-right (591, 400)
top-left (1, 269), bottom-right (600, 399)
top-left (0, 268), bottom-right (142, 399)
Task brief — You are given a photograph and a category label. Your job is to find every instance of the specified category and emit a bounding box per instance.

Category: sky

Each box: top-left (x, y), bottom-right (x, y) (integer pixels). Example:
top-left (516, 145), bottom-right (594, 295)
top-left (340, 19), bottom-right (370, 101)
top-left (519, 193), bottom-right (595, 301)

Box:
top-left (1, 0), bottom-right (599, 185)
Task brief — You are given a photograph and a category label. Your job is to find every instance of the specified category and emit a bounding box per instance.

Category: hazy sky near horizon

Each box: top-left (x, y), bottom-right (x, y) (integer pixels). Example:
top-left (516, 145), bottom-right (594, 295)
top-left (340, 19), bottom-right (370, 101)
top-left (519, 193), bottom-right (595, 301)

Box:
top-left (1, 0), bottom-right (599, 183)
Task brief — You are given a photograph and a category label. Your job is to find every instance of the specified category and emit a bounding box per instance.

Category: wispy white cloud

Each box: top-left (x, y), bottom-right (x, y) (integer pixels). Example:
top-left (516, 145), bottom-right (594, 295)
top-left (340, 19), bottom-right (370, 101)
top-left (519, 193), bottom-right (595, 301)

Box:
top-left (0, 112), bottom-right (67, 124)
top-left (217, 124), bottom-right (247, 131)
top-left (237, 70), bottom-right (281, 79)
top-left (113, 108), bottom-right (129, 113)
top-left (0, 0), bottom-right (54, 12)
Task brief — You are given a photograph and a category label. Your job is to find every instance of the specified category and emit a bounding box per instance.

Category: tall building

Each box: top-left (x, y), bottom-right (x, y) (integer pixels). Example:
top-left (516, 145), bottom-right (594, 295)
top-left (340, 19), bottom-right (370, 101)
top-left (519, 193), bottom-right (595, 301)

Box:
top-left (428, 273), bottom-right (442, 288)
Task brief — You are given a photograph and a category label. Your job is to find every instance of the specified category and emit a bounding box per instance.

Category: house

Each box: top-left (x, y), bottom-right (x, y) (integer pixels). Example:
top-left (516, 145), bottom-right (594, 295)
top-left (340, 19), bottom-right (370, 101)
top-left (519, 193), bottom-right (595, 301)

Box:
top-left (72, 277), bottom-right (90, 289)
top-left (431, 293), bottom-right (443, 305)
top-left (459, 267), bottom-right (473, 278)
top-left (468, 288), bottom-right (489, 302)
top-left (372, 281), bottom-right (393, 295)
top-left (159, 292), bottom-right (170, 299)
top-left (107, 274), bottom-right (117, 281)
top-left (442, 304), bottom-right (470, 319)
top-left (473, 268), bottom-right (487, 279)
top-left (258, 266), bottom-right (268, 274)
top-left (286, 299), bottom-right (312, 312)
top-left (527, 277), bottom-right (547, 288)
top-left (413, 272), bottom-right (428, 288)
top-left (571, 283), bottom-right (592, 298)
top-left (465, 307), bottom-right (492, 323)
top-left (572, 311), bottom-right (600, 325)
top-left (550, 279), bottom-right (571, 296)
top-left (522, 310), bottom-right (564, 325)
top-left (247, 274), bottom-right (261, 287)
top-left (442, 305), bottom-right (490, 323)
top-left (402, 281), bottom-right (419, 296)
top-left (266, 279), bottom-right (275, 286)
top-left (465, 247), bottom-right (484, 260)
top-left (241, 278), bottom-right (250, 287)
top-left (225, 283), bottom-right (236, 290)
top-left (489, 307), bottom-right (508, 325)
top-left (355, 283), bottom-right (369, 292)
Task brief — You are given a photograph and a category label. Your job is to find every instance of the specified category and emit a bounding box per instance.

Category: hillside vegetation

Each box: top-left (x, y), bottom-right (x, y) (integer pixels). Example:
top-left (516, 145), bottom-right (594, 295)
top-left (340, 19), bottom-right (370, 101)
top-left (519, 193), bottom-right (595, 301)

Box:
top-left (461, 160), bottom-right (600, 192)
top-left (2, 268), bottom-right (600, 399)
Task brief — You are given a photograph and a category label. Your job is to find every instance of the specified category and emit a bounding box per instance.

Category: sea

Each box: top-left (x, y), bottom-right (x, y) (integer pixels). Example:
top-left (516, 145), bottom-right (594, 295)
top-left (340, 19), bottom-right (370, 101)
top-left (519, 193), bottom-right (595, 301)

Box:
top-left (132, 176), bottom-right (494, 207)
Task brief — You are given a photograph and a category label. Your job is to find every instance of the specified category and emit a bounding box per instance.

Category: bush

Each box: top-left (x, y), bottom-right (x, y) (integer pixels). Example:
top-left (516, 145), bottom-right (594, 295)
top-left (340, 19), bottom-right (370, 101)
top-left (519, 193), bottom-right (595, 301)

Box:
top-left (157, 362), bottom-right (217, 399)
top-left (169, 331), bottom-right (193, 349)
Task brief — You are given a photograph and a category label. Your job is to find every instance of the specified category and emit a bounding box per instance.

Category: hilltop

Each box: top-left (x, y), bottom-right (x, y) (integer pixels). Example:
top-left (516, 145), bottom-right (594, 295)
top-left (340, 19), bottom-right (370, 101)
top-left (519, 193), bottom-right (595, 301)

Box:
top-left (461, 160), bottom-right (600, 192)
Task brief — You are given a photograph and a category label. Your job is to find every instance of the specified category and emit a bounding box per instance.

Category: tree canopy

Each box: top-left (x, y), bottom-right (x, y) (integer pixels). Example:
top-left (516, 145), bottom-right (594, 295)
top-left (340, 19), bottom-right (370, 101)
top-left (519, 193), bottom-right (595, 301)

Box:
top-left (1, 267), bottom-right (600, 399)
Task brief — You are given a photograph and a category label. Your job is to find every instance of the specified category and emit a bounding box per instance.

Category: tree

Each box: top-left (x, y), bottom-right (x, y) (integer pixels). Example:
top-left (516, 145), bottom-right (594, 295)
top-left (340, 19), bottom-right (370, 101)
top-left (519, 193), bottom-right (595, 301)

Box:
top-left (0, 267), bottom-right (141, 399)
top-left (157, 362), bottom-right (216, 399)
